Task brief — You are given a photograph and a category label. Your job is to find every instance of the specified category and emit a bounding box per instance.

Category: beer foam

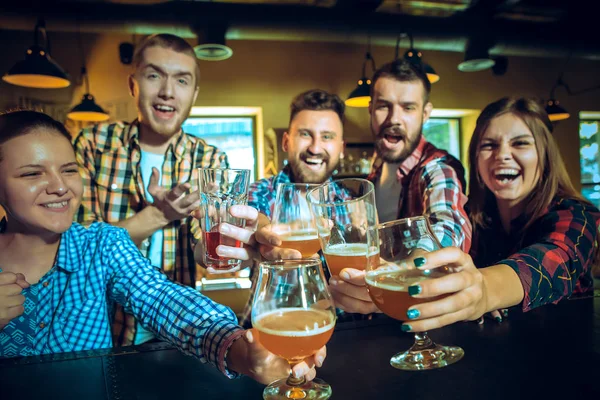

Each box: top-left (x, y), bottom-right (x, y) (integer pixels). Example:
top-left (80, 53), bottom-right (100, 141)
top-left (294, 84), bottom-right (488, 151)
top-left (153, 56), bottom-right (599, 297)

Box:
top-left (365, 269), bottom-right (430, 292)
top-left (254, 308), bottom-right (336, 337)
top-left (324, 243), bottom-right (378, 257)
top-left (278, 229), bottom-right (319, 241)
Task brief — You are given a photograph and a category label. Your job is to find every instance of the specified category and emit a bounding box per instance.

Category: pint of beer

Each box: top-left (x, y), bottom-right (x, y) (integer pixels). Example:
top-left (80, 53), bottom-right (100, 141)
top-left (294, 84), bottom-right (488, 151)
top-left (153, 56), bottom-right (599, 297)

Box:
top-left (277, 229), bottom-right (322, 258)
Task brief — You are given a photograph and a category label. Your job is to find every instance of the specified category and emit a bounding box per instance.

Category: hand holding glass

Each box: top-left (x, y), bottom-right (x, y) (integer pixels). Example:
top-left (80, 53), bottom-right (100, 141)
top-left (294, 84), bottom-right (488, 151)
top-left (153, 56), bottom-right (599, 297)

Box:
top-left (252, 259), bottom-right (336, 400)
top-left (198, 168), bottom-right (250, 270)
top-left (365, 216), bottom-right (464, 370)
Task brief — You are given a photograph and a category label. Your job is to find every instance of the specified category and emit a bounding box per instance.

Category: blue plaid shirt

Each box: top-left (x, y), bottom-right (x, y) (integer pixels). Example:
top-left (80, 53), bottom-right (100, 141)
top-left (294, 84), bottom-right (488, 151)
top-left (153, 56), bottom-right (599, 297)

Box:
top-left (248, 165), bottom-right (299, 218)
top-left (0, 222), bottom-right (245, 377)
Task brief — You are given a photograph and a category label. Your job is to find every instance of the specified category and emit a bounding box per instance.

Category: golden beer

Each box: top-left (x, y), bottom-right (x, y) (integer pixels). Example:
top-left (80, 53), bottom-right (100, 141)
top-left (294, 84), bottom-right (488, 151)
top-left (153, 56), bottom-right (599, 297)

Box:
top-left (254, 308), bottom-right (335, 363)
top-left (323, 243), bottom-right (380, 276)
top-left (365, 268), bottom-right (448, 321)
top-left (278, 229), bottom-right (321, 257)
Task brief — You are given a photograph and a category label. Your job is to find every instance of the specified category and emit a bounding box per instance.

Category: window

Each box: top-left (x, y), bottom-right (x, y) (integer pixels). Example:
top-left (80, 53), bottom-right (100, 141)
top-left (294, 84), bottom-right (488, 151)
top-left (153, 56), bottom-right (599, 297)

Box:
top-left (579, 116), bottom-right (600, 208)
top-left (182, 117), bottom-right (257, 179)
top-left (423, 117), bottom-right (461, 160)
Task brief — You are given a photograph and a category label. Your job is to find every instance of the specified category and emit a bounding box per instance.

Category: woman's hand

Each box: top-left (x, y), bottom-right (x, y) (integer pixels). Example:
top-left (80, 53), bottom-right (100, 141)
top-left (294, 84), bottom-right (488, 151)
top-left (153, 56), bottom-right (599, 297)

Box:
top-left (227, 329), bottom-right (326, 385)
top-left (399, 247), bottom-right (489, 332)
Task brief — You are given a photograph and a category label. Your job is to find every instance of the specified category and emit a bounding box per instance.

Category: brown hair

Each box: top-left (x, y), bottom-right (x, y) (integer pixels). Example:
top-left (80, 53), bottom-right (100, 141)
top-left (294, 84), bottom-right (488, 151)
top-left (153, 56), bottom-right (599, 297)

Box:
top-left (289, 89), bottom-right (345, 125)
top-left (132, 33), bottom-right (200, 86)
top-left (0, 110), bottom-right (72, 162)
top-left (370, 59), bottom-right (431, 104)
top-left (468, 97), bottom-right (590, 235)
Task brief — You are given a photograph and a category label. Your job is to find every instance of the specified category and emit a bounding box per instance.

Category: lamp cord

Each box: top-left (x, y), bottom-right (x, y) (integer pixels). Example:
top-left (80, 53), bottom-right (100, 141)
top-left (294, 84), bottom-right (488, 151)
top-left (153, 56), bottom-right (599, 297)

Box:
top-left (361, 35), bottom-right (376, 78)
top-left (34, 19), bottom-right (50, 54)
top-left (550, 50), bottom-right (600, 98)
top-left (76, 18), bottom-right (90, 94)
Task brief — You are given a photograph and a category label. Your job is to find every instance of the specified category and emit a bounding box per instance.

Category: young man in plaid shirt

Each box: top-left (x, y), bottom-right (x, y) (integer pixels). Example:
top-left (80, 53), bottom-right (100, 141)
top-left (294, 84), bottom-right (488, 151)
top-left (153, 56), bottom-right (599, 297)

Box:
top-left (329, 59), bottom-right (472, 315)
top-left (73, 34), bottom-right (256, 346)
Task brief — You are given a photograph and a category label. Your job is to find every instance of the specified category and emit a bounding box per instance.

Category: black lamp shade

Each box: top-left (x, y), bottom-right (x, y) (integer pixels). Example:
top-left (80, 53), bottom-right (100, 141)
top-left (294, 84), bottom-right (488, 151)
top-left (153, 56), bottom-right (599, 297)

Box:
top-left (545, 99), bottom-right (570, 121)
top-left (458, 46), bottom-right (495, 72)
top-left (194, 25), bottom-right (233, 61)
top-left (67, 94), bottom-right (110, 122)
top-left (3, 45), bottom-right (70, 89)
top-left (345, 77), bottom-right (371, 107)
top-left (403, 49), bottom-right (439, 84)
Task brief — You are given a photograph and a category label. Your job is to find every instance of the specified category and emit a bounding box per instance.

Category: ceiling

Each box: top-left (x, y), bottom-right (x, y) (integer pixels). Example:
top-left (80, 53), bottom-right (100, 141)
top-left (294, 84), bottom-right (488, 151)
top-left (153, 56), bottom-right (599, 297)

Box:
top-left (0, 0), bottom-right (598, 60)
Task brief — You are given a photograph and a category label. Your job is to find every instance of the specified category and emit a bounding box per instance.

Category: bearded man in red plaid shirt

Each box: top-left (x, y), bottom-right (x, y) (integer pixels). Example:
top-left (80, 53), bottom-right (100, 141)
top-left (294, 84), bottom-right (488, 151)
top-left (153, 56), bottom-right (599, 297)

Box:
top-left (329, 59), bottom-right (472, 314)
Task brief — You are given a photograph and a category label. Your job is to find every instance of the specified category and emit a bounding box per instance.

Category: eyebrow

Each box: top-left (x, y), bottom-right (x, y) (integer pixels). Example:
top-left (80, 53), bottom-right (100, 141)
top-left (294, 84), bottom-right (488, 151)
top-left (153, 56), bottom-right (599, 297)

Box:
top-left (18, 162), bottom-right (79, 170)
top-left (143, 64), bottom-right (193, 78)
top-left (481, 134), bottom-right (534, 142)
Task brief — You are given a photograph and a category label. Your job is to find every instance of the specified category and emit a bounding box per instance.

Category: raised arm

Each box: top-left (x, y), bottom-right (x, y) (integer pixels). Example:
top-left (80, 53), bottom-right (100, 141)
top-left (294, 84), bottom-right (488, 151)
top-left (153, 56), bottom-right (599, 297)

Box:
top-left (420, 158), bottom-right (472, 252)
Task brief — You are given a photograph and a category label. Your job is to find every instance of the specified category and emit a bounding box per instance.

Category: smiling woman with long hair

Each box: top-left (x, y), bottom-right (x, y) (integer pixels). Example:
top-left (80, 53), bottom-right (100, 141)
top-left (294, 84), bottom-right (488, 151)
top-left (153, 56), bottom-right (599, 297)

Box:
top-left (385, 97), bottom-right (600, 333)
top-left (0, 110), bottom-right (325, 385)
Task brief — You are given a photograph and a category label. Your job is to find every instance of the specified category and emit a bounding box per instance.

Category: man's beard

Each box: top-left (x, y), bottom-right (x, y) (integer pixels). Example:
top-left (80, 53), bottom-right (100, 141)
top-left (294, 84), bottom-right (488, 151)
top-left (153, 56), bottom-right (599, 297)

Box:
top-left (289, 152), bottom-right (334, 184)
top-left (374, 124), bottom-right (423, 164)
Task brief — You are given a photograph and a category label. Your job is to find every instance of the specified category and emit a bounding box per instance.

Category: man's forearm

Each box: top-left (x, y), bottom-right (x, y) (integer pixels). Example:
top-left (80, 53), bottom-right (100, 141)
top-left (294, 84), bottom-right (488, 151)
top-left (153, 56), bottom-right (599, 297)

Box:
top-left (114, 206), bottom-right (169, 246)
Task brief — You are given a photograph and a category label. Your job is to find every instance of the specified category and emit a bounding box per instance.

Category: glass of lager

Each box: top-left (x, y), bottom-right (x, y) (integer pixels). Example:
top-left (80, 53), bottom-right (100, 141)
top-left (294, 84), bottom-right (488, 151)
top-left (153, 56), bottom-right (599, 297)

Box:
top-left (252, 259), bottom-right (336, 400)
top-left (366, 216), bottom-right (464, 370)
top-left (271, 183), bottom-right (322, 258)
top-left (307, 178), bottom-right (380, 277)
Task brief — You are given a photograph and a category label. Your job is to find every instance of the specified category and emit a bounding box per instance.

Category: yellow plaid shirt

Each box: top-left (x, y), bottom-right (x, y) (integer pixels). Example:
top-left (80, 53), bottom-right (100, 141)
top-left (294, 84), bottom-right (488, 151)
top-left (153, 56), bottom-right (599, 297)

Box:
top-left (73, 120), bottom-right (228, 345)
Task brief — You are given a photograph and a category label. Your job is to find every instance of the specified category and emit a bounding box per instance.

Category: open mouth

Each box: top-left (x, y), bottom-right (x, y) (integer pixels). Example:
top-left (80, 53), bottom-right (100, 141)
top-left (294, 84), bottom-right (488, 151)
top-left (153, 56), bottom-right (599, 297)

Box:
top-left (41, 200), bottom-right (69, 210)
top-left (153, 104), bottom-right (176, 118)
top-left (303, 157), bottom-right (326, 171)
top-left (384, 134), bottom-right (403, 144)
top-left (494, 168), bottom-right (521, 184)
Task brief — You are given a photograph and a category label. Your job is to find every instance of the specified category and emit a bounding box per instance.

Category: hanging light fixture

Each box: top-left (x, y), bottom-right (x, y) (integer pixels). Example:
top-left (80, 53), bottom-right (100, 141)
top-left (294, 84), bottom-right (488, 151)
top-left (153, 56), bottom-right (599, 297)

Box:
top-left (67, 68), bottom-right (110, 122)
top-left (345, 37), bottom-right (377, 108)
top-left (3, 19), bottom-right (70, 89)
top-left (193, 23), bottom-right (233, 61)
top-left (401, 33), bottom-right (439, 84)
top-left (458, 36), bottom-right (496, 73)
top-left (67, 26), bottom-right (109, 122)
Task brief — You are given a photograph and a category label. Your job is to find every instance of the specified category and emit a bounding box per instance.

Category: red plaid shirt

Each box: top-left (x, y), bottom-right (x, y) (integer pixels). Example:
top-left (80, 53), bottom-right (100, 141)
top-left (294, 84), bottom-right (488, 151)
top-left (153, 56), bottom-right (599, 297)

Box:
top-left (368, 136), bottom-right (471, 252)
top-left (471, 197), bottom-right (600, 311)
top-left (73, 120), bottom-right (228, 345)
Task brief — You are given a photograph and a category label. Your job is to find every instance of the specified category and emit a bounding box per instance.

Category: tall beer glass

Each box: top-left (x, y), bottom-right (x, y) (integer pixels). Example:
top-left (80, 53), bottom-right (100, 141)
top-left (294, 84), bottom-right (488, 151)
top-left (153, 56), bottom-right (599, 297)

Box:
top-left (306, 178), bottom-right (379, 277)
top-left (252, 259), bottom-right (336, 400)
top-left (366, 216), bottom-right (464, 370)
top-left (198, 168), bottom-right (250, 269)
top-left (271, 183), bottom-right (321, 258)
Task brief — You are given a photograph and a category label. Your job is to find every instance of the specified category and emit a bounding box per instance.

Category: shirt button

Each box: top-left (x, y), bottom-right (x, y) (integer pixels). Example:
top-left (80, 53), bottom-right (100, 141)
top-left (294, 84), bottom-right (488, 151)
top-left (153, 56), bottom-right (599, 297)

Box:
top-left (43, 281), bottom-right (49, 288)
top-left (39, 322), bottom-right (46, 329)
top-left (111, 183), bottom-right (118, 190)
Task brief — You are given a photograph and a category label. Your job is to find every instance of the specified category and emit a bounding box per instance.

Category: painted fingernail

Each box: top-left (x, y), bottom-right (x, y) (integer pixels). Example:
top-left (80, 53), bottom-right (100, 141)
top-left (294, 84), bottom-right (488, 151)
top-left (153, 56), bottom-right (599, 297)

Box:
top-left (406, 309), bottom-right (420, 320)
top-left (502, 309), bottom-right (509, 317)
top-left (477, 317), bottom-right (484, 325)
top-left (495, 316), bottom-right (503, 323)
top-left (408, 285), bottom-right (422, 296)
top-left (401, 324), bottom-right (412, 332)
top-left (414, 257), bottom-right (426, 268)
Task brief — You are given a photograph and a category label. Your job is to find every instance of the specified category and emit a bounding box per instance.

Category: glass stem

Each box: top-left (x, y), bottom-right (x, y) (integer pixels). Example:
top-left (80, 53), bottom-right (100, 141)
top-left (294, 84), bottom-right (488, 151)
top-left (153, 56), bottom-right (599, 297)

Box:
top-left (410, 331), bottom-right (436, 352)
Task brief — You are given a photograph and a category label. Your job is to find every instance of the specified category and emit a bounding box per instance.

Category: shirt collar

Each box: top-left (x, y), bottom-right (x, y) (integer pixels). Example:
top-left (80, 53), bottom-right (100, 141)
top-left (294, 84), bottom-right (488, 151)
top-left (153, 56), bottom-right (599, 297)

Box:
top-left (397, 135), bottom-right (428, 178)
top-left (0, 219), bottom-right (79, 273)
top-left (126, 119), bottom-right (188, 160)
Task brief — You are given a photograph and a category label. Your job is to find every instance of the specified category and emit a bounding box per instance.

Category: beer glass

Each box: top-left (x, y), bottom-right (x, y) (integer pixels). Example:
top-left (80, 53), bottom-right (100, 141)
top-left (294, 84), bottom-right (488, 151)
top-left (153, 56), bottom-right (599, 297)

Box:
top-left (252, 259), bottom-right (336, 400)
top-left (306, 178), bottom-right (379, 277)
top-left (366, 216), bottom-right (464, 370)
top-left (271, 183), bottom-right (321, 258)
top-left (198, 168), bottom-right (250, 270)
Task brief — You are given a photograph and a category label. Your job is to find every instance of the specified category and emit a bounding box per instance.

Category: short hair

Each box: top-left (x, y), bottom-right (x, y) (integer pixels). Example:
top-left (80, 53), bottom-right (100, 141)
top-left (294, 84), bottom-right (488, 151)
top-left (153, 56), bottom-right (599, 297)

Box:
top-left (289, 89), bottom-right (345, 125)
top-left (132, 33), bottom-right (200, 86)
top-left (0, 110), bottom-right (72, 162)
top-left (370, 59), bottom-right (431, 104)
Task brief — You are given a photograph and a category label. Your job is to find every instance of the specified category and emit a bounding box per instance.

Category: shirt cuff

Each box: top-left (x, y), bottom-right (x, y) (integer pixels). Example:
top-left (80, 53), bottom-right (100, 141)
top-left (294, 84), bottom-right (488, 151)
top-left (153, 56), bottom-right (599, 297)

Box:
top-left (499, 258), bottom-right (535, 312)
top-left (206, 320), bottom-right (246, 378)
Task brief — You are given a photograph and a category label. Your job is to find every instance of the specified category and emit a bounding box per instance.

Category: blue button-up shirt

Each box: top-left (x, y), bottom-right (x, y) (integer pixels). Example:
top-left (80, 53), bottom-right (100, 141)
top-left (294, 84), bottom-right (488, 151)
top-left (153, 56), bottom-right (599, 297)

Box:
top-left (0, 222), bottom-right (245, 377)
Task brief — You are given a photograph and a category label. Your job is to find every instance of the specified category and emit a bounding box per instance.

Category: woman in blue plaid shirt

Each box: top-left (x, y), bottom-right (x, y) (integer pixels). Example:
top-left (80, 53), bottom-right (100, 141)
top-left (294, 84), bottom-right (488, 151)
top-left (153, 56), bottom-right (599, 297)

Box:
top-left (0, 110), bottom-right (325, 384)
